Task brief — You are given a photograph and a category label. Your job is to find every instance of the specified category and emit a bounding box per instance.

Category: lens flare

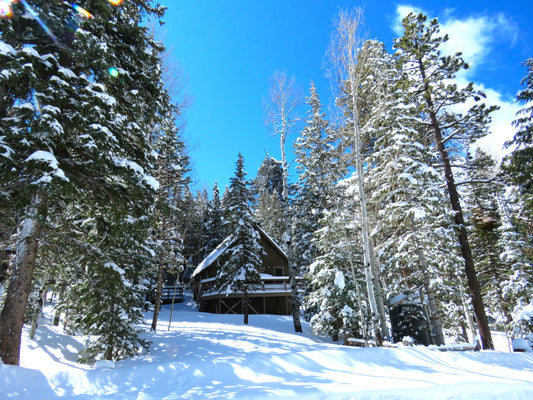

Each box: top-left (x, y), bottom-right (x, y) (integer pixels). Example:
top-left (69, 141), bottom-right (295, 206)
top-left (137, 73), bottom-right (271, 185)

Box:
top-left (108, 0), bottom-right (123, 5)
top-left (20, 0), bottom-right (57, 41)
top-left (108, 67), bottom-right (119, 77)
top-left (73, 5), bottom-right (92, 19)
top-left (0, 1), bottom-right (13, 19)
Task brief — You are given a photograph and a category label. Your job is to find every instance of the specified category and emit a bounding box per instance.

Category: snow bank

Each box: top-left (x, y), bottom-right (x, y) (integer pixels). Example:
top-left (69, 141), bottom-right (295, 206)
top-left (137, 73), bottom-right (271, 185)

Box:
top-left (2, 292), bottom-right (533, 399)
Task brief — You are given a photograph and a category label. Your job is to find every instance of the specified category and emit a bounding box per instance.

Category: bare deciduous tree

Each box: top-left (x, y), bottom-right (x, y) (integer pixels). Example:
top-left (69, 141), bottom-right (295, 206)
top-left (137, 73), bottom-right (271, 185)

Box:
top-left (265, 70), bottom-right (302, 333)
top-left (327, 9), bottom-right (388, 345)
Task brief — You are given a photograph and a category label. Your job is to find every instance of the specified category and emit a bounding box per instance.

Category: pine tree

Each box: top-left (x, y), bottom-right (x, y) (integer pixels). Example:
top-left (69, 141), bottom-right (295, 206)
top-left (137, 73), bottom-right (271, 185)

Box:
top-left (505, 58), bottom-right (533, 203)
top-left (216, 154), bottom-right (263, 324)
top-left (305, 183), bottom-right (370, 342)
top-left (53, 199), bottom-right (153, 361)
top-left (252, 157), bottom-right (285, 245)
top-left (394, 12), bottom-right (497, 349)
top-left (499, 188), bottom-right (533, 336)
top-left (151, 108), bottom-right (190, 332)
top-left (0, 1), bottom-right (167, 364)
top-left (501, 59), bottom-right (533, 334)
top-left (342, 38), bottom-right (459, 345)
top-left (328, 11), bottom-right (388, 343)
top-left (462, 150), bottom-right (515, 332)
top-left (204, 182), bottom-right (226, 254)
top-left (293, 82), bottom-right (341, 277)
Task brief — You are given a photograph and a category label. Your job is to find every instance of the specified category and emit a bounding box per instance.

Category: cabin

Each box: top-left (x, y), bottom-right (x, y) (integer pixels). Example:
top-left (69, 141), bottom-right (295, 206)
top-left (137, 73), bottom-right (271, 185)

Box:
top-left (191, 227), bottom-right (302, 315)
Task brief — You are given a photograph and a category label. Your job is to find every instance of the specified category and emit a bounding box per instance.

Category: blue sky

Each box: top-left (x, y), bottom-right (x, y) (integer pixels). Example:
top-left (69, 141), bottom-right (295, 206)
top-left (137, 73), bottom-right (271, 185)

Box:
top-left (159, 1), bottom-right (533, 193)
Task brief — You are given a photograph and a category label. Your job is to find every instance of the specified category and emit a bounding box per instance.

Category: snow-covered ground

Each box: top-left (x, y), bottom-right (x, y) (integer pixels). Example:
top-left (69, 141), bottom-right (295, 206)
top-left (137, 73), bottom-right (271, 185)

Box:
top-left (2, 292), bottom-right (533, 399)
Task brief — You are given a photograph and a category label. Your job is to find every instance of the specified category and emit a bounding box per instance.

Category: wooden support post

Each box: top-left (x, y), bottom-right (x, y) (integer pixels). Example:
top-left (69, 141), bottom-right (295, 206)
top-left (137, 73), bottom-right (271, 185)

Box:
top-left (248, 301), bottom-right (259, 315)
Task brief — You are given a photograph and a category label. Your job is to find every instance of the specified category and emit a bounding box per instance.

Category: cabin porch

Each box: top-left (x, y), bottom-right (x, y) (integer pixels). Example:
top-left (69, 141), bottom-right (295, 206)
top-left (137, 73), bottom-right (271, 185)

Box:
top-left (194, 275), bottom-right (304, 315)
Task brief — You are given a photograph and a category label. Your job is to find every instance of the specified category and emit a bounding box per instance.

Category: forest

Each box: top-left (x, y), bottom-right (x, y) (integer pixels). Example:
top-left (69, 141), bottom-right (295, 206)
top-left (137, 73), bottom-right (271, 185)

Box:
top-left (0, 1), bottom-right (532, 367)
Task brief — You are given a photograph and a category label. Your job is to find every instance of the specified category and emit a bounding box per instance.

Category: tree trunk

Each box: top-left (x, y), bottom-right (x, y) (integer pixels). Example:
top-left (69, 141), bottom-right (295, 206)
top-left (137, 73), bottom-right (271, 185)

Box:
top-left (53, 310), bottom-right (60, 327)
top-left (243, 288), bottom-right (249, 325)
top-left (288, 224), bottom-right (302, 333)
top-left (421, 273), bottom-right (445, 346)
top-left (151, 264), bottom-right (163, 332)
top-left (29, 271), bottom-right (50, 340)
top-left (280, 122), bottom-right (302, 333)
top-left (0, 192), bottom-right (46, 365)
top-left (369, 241), bottom-right (388, 341)
top-left (413, 237), bottom-right (446, 346)
top-left (428, 111), bottom-right (493, 349)
top-left (417, 59), bottom-right (494, 350)
top-left (348, 250), bottom-right (368, 343)
top-left (351, 83), bottom-right (386, 345)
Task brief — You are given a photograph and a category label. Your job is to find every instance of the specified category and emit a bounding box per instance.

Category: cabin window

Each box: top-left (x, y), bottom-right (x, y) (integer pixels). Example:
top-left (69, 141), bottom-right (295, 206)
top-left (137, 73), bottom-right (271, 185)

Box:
top-left (274, 267), bottom-right (284, 276)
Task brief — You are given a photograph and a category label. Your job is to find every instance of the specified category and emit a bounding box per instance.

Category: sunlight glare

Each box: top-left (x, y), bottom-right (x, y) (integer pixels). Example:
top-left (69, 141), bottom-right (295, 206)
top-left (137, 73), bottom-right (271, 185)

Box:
top-left (20, 0), bottom-right (57, 40)
top-left (73, 5), bottom-right (92, 19)
top-left (108, 0), bottom-right (124, 5)
top-left (0, 1), bottom-right (13, 18)
top-left (108, 67), bottom-right (119, 77)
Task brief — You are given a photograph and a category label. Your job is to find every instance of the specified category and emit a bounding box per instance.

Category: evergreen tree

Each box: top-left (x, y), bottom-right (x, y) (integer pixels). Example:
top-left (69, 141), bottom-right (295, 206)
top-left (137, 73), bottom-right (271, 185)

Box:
top-left (328, 11), bottom-right (388, 343)
top-left (505, 58), bottom-right (533, 204)
top-left (345, 39), bottom-right (458, 345)
top-left (151, 109), bottom-right (190, 332)
top-left (499, 188), bottom-right (533, 336)
top-left (216, 154), bottom-right (263, 324)
top-left (502, 57), bottom-right (533, 334)
top-left (394, 12), bottom-right (497, 349)
top-left (204, 182), bottom-right (226, 254)
top-left (293, 82), bottom-right (341, 277)
top-left (0, 1), bottom-right (167, 364)
top-left (252, 157), bottom-right (285, 245)
top-left (305, 182), bottom-right (370, 342)
top-left (180, 188), bottom-right (209, 274)
top-left (463, 150), bottom-right (515, 331)
top-left (53, 199), bottom-right (153, 362)
top-left (252, 156), bottom-right (284, 200)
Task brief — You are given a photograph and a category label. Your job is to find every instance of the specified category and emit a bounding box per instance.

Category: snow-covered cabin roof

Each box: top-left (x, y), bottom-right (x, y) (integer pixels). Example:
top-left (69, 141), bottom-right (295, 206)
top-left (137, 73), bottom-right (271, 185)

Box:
top-left (190, 226), bottom-right (287, 280)
top-left (191, 236), bottom-right (234, 279)
top-left (255, 226), bottom-right (287, 262)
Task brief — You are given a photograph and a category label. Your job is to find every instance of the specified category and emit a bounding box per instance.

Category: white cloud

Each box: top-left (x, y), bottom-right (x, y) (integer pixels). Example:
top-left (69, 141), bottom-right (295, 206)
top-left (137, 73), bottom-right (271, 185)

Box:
top-left (392, 5), bottom-right (424, 35)
top-left (440, 17), bottom-right (494, 74)
top-left (393, 5), bottom-right (520, 160)
top-left (439, 14), bottom-right (518, 80)
top-left (474, 87), bottom-right (519, 160)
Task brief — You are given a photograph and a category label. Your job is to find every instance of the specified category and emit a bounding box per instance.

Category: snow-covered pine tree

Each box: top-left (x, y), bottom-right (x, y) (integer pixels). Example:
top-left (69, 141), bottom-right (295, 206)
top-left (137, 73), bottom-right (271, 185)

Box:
top-left (305, 181), bottom-right (370, 342)
top-left (501, 57), bottom-right (533, 336)
top-left (186, 188), bottom-right (214, 265)
top-left (462, 150), bottom-right (515, 332)
top-left (394, 12), bottom-right (497, 349)
top-left (328, 10), bottom-right (388, 343)
top-left (151, 106), bottom-right (190, 332)
top-left (0, 1), bottom-right (167, 364)
top-left (53, 199), bottom-right (154, 362)
top-left (204, 182), bottom-right (226, 255)
top-left (293, 82), bottom-right (342, 280)
top-left (216, 154), bottom-right (263, 324)
top-left (342, 38), bottom-right (460, 345)
top-left (505, 57), bottom-right (533, 205)
top-left (252, 156), bottom-right (285, 246)
top-left (499, 188), bottom-right (533, 337)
